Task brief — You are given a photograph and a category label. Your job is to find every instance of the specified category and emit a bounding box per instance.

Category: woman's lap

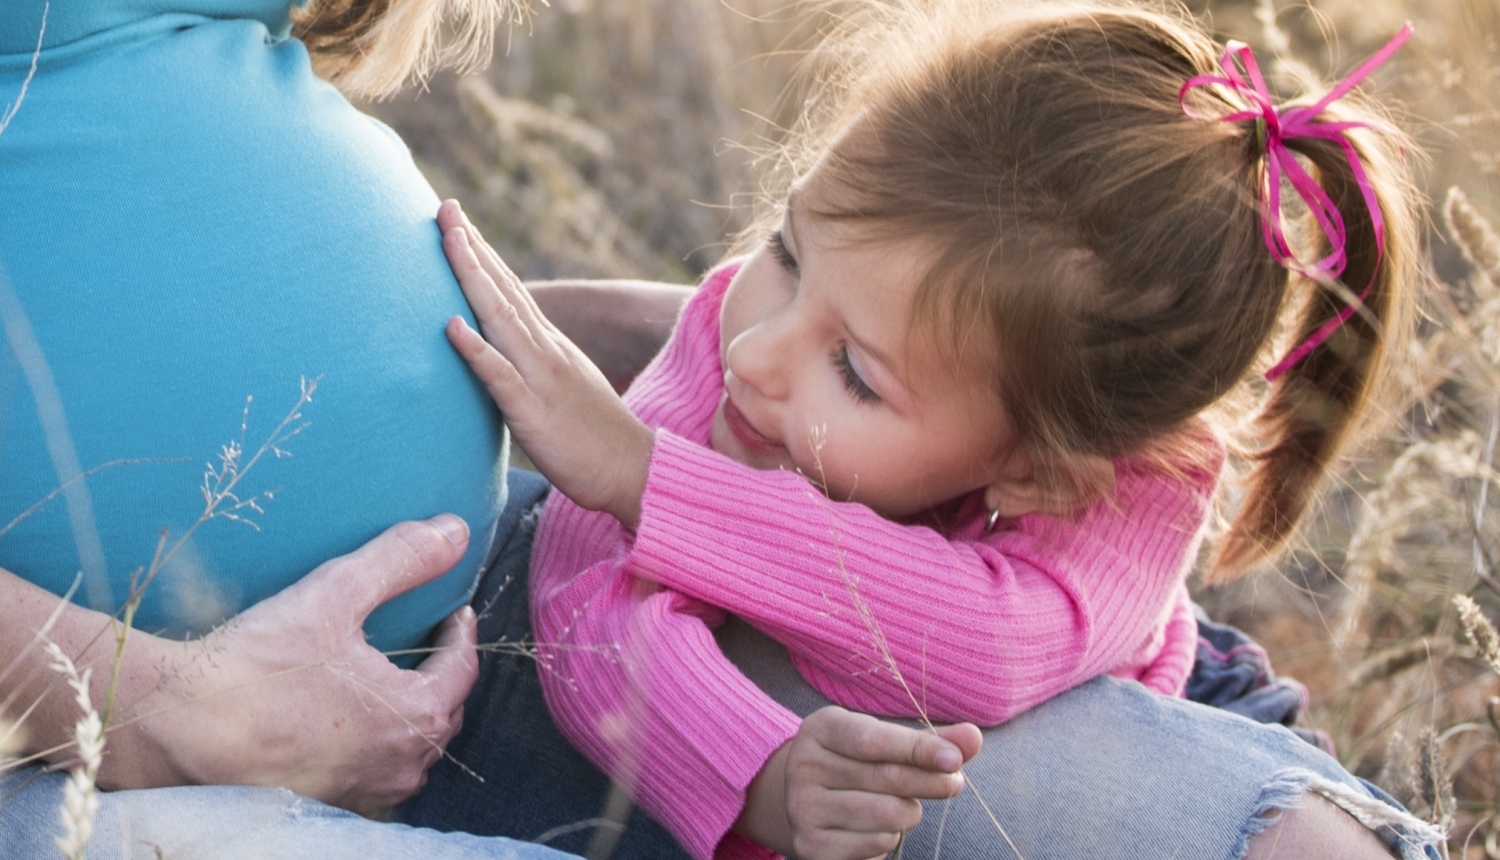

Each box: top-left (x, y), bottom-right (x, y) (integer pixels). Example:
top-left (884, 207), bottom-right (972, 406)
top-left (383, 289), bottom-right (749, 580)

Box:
top-left (410, 469), bottom-right (1440, 860)
top-left (0, 470), bottom-right (1444, 859)
top-left (0, 766), bottom-right (577, 860)
top-left (717, 616), bottom-right (1442, 860)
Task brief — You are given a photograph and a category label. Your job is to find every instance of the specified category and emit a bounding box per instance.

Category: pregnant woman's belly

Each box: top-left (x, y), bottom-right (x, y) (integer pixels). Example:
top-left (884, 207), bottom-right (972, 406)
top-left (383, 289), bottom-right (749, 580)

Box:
top-left (0, 7), bottom-right (506, 657)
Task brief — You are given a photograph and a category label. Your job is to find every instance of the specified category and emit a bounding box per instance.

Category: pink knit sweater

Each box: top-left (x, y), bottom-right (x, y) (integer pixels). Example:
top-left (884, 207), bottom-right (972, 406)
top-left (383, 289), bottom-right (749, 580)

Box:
top-left (529, 262), bottom-right (1221, 860)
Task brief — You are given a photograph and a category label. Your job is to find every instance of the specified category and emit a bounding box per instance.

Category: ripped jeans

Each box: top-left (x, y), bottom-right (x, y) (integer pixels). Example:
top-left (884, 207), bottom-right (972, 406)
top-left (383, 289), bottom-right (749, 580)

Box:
top-left (2, 470), bottom-right (1444, 860)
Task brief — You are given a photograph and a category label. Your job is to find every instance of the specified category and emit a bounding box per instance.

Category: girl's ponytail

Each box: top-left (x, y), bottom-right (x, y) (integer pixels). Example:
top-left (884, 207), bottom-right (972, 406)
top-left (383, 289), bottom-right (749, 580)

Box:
top-left (751, 3), bottom-right (1423, 582)
top-left (1210, 103), bottom-right (1420, 581)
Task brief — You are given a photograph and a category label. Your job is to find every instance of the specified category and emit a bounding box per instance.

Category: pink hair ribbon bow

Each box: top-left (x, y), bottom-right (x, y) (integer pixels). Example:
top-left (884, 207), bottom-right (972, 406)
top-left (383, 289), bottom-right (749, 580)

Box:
top-left (1180, 23), bottom-right (1412, 380)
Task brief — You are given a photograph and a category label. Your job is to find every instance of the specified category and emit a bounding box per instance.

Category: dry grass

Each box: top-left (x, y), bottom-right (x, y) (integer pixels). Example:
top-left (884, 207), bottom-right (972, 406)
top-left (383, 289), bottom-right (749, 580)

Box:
top-left (43, 642), bottom-right (102, 860)
top-left (372, 0), bottom-right (1500, 854)
top-left (369, 0), bottom-right (822, 281)
top-left (1, 0), bottom-right (1495, 855)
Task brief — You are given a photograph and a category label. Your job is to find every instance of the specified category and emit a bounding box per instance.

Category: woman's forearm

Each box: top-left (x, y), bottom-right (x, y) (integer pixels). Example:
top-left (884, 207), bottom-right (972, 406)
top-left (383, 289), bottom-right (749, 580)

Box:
top-left (0, 566), bottom-right (178, 786)
top-left (0, 517), bottom-right (480, 813)
top-left (527, 280), bottom-right (693, 393)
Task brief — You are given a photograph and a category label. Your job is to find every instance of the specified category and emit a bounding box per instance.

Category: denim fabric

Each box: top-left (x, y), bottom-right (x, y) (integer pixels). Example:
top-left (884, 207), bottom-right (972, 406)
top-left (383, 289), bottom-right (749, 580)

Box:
top-left (397, 469), bottom-right (690, 860)
top-left (0, 470), bottom-right (1444, 860)
top-left (715, 616), bottom-right (1442, 860)
top-left (0, 766), bottom-right (580, 860)
top-left (1189, 607), bottom-right (1337, 753)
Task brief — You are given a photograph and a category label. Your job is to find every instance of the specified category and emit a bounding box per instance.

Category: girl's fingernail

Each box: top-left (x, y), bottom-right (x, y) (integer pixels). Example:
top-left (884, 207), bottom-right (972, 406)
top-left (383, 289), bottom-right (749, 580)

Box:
top-left (936, 748), bottom-right (961, 771)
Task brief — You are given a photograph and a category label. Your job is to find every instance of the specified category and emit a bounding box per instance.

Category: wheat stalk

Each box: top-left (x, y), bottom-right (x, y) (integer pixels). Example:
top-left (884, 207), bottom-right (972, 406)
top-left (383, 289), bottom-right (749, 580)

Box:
top-left (803, 427), bottom-right (1026, 860)
top-left (43, 642), bottom-right (103, 860)
top-left (1454, 595), bottom-right (1500, 676)
top-left (1336, 433), bottom-right (1494, 654)
top-left (1445, 187), bottom-right (1500, 296)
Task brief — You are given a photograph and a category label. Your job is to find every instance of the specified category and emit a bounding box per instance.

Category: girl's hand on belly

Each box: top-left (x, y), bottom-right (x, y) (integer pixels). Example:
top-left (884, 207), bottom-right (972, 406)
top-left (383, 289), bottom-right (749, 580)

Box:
top-left (113, 515), bottom-right (479, 814)
top-left (441, 200), bottom-right (655, 532)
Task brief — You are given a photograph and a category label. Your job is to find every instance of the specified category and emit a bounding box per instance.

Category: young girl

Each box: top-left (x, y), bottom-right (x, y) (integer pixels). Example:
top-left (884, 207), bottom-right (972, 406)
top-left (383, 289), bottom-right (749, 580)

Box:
top-left (440, 1), bottom-right (1425, 858)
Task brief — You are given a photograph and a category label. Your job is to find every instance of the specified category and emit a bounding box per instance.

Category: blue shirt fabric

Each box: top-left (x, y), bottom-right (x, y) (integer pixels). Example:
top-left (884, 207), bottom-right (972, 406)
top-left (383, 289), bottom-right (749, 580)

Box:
top-left (0, 1), bottom-right (507, 656)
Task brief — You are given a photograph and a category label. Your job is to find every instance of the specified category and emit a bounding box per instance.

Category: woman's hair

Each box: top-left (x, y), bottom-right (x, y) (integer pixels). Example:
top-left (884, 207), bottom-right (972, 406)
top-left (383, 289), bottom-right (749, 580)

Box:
top-left (749, 0), bottom-right (1422, 580)
top-left (292, 0), bottom-right (526, 99)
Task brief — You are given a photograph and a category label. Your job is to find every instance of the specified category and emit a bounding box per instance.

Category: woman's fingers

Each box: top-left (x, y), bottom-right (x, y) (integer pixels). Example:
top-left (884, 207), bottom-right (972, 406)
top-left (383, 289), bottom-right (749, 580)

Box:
top-left (294, 515), bottom-right (471, 625)
top-left (414, 604), bottom-right (479, 723)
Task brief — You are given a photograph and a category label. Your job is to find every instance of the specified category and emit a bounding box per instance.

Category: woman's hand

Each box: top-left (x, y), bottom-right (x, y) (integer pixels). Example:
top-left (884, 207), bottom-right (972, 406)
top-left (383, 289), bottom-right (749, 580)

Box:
top-left (85, 516), bottom-right (479, 814)
top-left (737, 706), bottom-right (982, 860)
top-left (438, 200), bottom-right (655, 531)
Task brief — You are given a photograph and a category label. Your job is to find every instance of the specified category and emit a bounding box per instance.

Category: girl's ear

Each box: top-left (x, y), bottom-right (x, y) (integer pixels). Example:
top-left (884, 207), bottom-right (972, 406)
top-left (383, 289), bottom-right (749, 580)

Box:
top-left (983, 452), bottom-right (1114, 519)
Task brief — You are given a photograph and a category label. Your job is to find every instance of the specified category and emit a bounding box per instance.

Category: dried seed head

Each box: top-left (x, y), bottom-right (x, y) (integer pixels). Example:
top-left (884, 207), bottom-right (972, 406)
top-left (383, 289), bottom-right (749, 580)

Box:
top-left (43, 642), bottom-right (103, 860)
top-left (1444, 187), bottom-right (1500, 294)
top-left (1377, 729), bottom-right (1414, 808)
top-left (1454, 594), bottom-right (1500, 676)
top-left (1415, 726), bottom-right (1455, 830)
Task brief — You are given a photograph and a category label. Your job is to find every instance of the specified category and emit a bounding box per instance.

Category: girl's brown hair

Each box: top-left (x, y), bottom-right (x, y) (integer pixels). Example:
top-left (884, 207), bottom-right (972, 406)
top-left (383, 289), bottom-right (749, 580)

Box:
top-left (753, 0), bottom-right (1421, 581)
top-left (291, 0), bottom-right (525, 99)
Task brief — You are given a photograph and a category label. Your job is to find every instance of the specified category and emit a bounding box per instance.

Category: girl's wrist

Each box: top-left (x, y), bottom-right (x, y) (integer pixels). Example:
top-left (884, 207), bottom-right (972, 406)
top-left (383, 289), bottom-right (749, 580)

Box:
top-left (606, 420), bottom-right (657, 532)
top-left (733, 739), bottom-right (795, 856)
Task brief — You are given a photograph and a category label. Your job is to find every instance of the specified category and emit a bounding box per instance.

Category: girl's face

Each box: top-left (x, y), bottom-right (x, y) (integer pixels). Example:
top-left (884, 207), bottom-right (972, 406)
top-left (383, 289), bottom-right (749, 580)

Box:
top-left (710, 187), bottom-right (1023, 519)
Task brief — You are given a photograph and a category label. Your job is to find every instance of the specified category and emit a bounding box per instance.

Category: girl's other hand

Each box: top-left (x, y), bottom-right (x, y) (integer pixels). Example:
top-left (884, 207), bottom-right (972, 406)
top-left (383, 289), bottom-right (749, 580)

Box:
top-left (438, 200), bottom-right (655, 531)
top-left (738, 705), bottom-right (981, 860)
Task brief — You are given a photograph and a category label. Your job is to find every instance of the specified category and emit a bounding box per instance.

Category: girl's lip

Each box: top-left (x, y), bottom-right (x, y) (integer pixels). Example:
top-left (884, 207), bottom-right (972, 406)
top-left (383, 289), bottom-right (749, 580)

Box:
top-left (721, 395), bottom-right (779, 452)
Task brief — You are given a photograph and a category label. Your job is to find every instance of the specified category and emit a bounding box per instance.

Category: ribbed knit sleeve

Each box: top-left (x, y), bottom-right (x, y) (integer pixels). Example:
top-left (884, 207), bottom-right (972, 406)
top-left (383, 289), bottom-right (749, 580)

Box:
top-left (629, 431), bottom-right (1216, 725)
top-left (531, 264), bottom-right (795, 860)
top-left (530, 260), bottom-right (1218, 858)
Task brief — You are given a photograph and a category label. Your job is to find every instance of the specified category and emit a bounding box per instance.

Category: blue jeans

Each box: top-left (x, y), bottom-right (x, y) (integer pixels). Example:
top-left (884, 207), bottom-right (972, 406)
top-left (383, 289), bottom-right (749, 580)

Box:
top-left (0, 772), bottom-right (578, 860)
top-left (2, 470), bottom-right (1443, 859)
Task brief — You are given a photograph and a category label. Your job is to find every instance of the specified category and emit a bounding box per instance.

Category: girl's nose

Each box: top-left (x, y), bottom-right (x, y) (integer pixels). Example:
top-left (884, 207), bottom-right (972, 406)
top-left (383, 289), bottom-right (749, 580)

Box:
top-left (724, 316), bottom-right (794, 401)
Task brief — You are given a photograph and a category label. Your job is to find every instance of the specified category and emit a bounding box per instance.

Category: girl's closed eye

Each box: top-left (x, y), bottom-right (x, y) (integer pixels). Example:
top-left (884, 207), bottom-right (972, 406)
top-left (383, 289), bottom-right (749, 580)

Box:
top-left (769, 230), bottom-right (799, 275)
top-left (835, 345), bottom-right (881, 404)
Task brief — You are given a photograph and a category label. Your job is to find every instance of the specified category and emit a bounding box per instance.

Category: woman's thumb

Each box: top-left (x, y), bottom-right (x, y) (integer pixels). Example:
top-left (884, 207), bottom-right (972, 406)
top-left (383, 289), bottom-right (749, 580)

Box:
top-left (305, 515), bottom-right (471, 620)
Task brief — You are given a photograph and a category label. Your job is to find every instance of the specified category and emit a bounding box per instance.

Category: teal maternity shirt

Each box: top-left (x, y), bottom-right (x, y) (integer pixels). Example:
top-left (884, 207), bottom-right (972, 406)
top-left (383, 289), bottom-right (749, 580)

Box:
top-left (0, 0), bottom-right (507, 657)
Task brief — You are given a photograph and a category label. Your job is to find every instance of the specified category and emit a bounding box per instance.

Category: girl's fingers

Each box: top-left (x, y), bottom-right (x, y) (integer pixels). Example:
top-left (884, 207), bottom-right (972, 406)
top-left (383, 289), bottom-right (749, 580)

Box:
top-left (813, 790), bottom-right (923, 834)
top-left (443, 228), bottom-right (544, 354)
top-left (932, 722), bottom-right (983, 764)
top-left (794, 826), bottom-right (906, 860)
top-left (800, 708), bottom-right (967, 799)
top-left (450, 206), bottom-right (527, 302)
top-left (446, 316), bottom-right (530, 408)
top-left (807, 707), bottom-right (966, 773)
top-left (456, 210), bottom-right (554, 329)
top-left (439, 202), bottom-right (555, 340)
top-left (443, 227), bottom-right (505, 320)
top-left (818, 756), bottom-right (966, 800)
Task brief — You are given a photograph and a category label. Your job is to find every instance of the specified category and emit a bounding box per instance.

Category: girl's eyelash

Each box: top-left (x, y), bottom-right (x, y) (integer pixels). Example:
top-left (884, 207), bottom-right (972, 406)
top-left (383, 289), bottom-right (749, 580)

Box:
top-left (835, 345), bottom-right (881, 405)
top-left (768, 231), bottom-right (799, 274)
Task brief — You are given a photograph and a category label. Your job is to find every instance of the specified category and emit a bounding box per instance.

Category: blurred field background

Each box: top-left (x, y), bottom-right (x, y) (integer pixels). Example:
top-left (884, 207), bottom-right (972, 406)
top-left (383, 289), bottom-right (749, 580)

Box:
top-left (370, 0), bottom-right (1500, 854)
